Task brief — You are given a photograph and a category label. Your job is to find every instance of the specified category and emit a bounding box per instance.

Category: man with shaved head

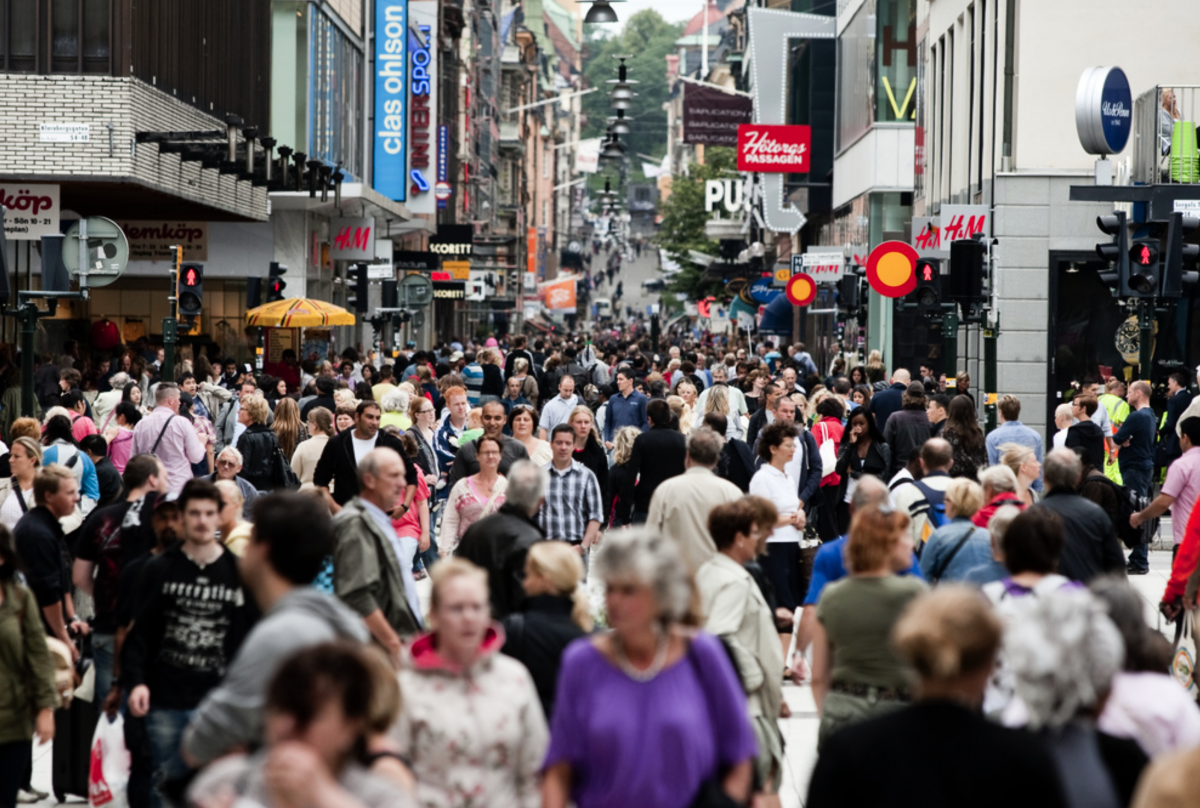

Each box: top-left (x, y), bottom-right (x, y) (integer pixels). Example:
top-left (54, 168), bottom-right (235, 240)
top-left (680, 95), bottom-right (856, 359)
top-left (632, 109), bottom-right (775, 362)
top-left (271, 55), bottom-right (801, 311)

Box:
top-left (892, 438), bottom-right (956, 551)
top-left (866, 368), bottom-right (912, 430)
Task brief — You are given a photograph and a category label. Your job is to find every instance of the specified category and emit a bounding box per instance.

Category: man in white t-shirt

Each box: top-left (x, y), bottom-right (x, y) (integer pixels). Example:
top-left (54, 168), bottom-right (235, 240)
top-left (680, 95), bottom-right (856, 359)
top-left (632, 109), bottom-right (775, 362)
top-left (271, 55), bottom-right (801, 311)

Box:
top-left (313, 400), bottom-right (409, 514)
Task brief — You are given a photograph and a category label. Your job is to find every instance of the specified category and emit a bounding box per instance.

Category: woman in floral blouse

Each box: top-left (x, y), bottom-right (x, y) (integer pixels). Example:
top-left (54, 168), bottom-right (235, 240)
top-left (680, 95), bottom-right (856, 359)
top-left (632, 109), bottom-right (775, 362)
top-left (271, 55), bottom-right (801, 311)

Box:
top-left (438, 435), bottom-right (508, 554)
top-left (390, 558), bottom-right (547, 808)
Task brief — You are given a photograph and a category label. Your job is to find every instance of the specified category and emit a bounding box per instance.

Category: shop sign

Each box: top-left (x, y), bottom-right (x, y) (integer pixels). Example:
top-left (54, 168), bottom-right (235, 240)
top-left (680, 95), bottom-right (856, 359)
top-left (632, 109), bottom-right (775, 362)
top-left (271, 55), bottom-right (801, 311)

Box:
top-left (374, 0), bottom-right (409, 201)
top-left (330, 218), bottom-right (375, 260)
top-left (430, 224), bottom-right (473, 256)
top-left (704, 179), bottom-right (747, 213)
top-left (683, 83), bottom-right (753, 146)
top-left (737, 125), bottom-right (811, 173)
top-left (407, 0), bottom-right (437, 214)
top-left (912, 216), bottom-right (947, 258)
top-left (802, 251), bottom-right (846, 283)
top-left (444, 260), bottom-right (470, 280)
top-left (939, 205), bottom-right (989, 242)
top-left (1075, 66), bottom-right (1132, 156)
top-left (432, 281), bottom-right (465, 299)
top-left (1, 183), bottom-right (60, 241)
top-left (436, 125), bottom-right (451, 209)
top-left (394, 250), bottom-right (439, 271)
top-left (117, 221), bottom-right (207, 261)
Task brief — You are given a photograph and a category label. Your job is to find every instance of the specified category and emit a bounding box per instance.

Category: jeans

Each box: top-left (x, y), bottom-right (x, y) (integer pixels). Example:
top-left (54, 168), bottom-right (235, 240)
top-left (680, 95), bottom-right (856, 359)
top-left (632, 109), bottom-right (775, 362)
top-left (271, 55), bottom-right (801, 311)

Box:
top-left (145, 707), bottom-right (194, 808)
top-left (93, 633), bottom-right (115, 700)
top-left (1123, 465), bottom-right (1153, 571)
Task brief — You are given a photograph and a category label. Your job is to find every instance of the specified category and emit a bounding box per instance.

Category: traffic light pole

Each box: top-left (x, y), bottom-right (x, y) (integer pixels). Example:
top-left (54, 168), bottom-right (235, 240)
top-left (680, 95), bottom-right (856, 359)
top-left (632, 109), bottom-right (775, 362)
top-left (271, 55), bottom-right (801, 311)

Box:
top-left (162, 245), bottom-right (181, 382)
top-left (983, 309), bottom-right (999, 432)
top-left (942, 306), bottom-right (958, 379)
top-left (1138, 299), bottom-right (1155, 377)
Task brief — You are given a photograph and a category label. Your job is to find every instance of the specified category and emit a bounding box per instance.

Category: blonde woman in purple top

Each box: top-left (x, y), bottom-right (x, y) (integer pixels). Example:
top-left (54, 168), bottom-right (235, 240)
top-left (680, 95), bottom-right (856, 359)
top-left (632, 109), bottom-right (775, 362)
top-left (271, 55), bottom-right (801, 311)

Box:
top-left (542, 529), bottom-right (757, 808)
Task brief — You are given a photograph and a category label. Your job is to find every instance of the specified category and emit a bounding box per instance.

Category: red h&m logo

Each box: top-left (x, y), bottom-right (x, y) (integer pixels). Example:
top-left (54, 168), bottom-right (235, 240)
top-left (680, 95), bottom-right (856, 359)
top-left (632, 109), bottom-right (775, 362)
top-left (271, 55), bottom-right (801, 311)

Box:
top-left (942, 214), bottom-right (986, 241)
top-left (334, 224), bottom-right (372, 252)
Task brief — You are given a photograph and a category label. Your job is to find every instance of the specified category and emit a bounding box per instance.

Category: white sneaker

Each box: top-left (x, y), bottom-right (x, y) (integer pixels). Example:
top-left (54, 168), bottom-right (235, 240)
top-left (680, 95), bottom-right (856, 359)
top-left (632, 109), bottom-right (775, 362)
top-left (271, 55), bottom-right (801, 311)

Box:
top-left (16, 789), bottom-right (41, 803)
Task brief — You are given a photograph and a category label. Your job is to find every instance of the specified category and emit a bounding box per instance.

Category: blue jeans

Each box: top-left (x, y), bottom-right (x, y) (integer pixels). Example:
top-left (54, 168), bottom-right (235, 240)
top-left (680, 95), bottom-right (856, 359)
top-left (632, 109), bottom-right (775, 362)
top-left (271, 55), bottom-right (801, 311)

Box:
top-left (145, 707), bottom-right (194, 808)
top-left (1123, 465), bottom-right (1153, 571)
top-left (92, 633), bottom-right (115, 700)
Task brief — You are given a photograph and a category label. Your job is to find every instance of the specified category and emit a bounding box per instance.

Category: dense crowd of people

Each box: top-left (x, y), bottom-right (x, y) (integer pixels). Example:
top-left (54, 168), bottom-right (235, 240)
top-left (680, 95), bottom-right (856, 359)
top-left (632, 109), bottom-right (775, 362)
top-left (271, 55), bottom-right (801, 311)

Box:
top-left (2, 331), bottom-right (1200, 808)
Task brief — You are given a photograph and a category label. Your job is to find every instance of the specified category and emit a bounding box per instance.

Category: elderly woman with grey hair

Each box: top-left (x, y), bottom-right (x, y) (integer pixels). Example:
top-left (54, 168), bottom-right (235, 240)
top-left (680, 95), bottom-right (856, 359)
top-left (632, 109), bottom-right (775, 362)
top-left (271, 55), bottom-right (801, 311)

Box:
top-left (542, 529), bottom-right (757, 808)
top-left (1004, 589), bottom-right (1148, 807)
top-left (379, 387), bottom-right (412, 431)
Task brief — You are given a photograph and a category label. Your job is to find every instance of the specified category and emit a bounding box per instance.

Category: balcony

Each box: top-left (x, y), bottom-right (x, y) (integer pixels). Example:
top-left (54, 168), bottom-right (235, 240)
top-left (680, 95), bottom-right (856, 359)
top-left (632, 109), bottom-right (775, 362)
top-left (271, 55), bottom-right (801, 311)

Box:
top-left (1133, 85), bottom-right (1200, 186)
top-left (499, 121), bottom-right (525, 153)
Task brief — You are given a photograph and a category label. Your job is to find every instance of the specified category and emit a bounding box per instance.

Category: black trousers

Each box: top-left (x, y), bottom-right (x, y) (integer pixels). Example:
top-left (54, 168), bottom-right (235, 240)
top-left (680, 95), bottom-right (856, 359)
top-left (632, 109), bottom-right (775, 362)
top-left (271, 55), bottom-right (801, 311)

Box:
top-left (760, 542), bottom-right (803, 613)
top-left (0, 739), bottom-right (33, 808)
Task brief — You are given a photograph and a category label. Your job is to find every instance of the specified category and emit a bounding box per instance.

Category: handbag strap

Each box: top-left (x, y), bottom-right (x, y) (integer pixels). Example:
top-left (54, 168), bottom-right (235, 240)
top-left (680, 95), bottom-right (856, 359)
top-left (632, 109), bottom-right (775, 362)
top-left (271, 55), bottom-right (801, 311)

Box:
top-left (14, 484), bottom-right (28, 514)
top-left (151, 414), bottom-right (176, 454)
top-left (929, 523), bottom-right (976, 582)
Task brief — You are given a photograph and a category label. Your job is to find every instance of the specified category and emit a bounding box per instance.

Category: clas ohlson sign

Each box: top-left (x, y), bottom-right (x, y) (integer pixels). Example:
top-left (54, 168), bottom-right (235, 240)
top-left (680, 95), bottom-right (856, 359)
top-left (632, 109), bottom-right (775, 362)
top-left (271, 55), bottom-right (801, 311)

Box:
top-left (374, 0), bottom-right (408, 201)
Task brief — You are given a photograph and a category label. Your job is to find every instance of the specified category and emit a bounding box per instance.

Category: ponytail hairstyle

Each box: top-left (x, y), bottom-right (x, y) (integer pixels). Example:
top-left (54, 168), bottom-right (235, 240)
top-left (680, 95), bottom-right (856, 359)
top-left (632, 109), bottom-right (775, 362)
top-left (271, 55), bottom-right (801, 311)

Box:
top-left (525, 541), bottom-right (593, 632)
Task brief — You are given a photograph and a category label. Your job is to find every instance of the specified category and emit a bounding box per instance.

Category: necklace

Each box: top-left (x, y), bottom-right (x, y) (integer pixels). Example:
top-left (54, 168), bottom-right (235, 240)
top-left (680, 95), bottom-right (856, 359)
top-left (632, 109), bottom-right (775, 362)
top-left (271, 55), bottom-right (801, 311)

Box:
top-left (612, 630), bottom-right (670, 682)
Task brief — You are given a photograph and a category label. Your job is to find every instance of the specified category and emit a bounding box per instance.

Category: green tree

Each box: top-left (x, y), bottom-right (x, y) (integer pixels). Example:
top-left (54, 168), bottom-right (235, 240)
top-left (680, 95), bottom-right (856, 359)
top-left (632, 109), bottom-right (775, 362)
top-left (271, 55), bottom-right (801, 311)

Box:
top-left (582, 11), bottom-right (681, 162)
top-left (655, 147), bottom-right (738, 302)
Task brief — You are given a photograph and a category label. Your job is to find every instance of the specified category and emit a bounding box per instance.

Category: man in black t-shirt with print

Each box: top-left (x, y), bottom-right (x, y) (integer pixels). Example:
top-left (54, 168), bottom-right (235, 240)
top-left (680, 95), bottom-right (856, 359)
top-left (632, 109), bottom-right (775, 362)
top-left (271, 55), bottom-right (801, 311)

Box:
top-left (121, 479), bottom-right (255, 801)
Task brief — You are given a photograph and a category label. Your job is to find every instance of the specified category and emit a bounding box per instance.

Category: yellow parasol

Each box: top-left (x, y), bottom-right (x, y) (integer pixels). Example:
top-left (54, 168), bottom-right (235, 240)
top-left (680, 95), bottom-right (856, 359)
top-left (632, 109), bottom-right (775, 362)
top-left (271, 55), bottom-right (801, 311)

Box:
top-left (245, 297), bottom-right (357, 328)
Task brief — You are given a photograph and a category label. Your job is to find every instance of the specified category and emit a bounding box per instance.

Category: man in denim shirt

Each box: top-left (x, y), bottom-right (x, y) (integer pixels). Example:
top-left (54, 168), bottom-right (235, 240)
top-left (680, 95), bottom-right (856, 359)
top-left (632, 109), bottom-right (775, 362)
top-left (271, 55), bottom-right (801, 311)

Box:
top-left (985, 395), bottom-right (1044, 491)
top-left (603, 368), bottom-right (648, 450)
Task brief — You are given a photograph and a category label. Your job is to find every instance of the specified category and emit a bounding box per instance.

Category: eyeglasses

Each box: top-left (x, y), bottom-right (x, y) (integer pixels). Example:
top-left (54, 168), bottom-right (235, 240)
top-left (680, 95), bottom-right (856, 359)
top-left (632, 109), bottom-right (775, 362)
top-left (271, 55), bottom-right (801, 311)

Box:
top-left (217, 459), bottom-right (238, 467)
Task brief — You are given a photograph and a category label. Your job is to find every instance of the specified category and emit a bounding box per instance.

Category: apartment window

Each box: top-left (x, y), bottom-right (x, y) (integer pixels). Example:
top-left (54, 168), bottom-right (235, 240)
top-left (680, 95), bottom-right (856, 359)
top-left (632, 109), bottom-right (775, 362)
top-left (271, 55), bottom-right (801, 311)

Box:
top-left (978, 0), bottom-right (988, 199)
top-left (937, 36), bottom-right (945, 207)
top-left (946, 28), bottom-right (954, 203)
top-left (967, 6), bottom-right (975, 195)
top-left (542, 199), bottom-right (549, 227)
top-left (1, 0), bottom-right (111, 73)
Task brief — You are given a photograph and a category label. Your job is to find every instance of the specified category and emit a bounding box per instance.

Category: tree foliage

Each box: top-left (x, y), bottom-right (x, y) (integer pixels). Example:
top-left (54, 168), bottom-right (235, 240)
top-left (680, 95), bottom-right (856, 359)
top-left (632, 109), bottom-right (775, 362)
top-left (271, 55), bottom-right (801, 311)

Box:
top-left (582, 11), bottom-right (682, 162)
top-left (654, 147), bottom-right (738, 302)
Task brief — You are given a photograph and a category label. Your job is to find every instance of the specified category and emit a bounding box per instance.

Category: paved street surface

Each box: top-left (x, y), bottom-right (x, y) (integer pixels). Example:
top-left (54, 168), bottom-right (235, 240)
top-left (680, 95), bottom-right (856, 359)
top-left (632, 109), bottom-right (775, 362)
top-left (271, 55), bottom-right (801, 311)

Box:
top-left (31, 544), bottom-right (1175, 807)
top-left (591, 240), bottom-right (663, 325)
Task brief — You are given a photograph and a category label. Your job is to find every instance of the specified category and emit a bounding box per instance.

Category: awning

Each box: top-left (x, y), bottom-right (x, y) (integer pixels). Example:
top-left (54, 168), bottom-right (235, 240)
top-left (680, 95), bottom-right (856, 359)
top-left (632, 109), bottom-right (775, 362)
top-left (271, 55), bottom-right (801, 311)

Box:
top-left (758, 294), bottom-right (794, 336)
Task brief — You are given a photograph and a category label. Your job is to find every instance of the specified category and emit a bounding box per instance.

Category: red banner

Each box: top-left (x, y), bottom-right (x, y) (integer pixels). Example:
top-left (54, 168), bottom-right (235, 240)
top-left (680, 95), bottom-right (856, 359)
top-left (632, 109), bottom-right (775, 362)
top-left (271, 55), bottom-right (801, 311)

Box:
top-left (736, 125), bottom-right (811, 173)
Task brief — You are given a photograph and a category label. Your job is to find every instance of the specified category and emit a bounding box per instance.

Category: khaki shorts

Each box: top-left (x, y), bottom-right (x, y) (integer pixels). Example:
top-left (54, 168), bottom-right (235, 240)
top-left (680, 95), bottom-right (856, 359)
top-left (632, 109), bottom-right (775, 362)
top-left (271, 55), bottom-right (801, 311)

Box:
top-left (817, 689), bottom-right (906, 749)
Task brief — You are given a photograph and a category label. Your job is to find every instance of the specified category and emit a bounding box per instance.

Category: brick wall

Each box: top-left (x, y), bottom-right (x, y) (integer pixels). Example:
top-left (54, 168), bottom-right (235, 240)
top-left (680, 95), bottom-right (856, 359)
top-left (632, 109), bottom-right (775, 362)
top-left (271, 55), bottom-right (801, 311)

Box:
top-left (0, 75), bottom-right (267, 221)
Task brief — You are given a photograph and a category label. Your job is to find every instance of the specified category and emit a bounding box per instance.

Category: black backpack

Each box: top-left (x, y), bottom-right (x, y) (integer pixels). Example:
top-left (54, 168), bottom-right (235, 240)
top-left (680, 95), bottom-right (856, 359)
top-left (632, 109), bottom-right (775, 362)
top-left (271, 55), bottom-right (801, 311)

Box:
top-left (1085, 474), bottom-right (1153, 549)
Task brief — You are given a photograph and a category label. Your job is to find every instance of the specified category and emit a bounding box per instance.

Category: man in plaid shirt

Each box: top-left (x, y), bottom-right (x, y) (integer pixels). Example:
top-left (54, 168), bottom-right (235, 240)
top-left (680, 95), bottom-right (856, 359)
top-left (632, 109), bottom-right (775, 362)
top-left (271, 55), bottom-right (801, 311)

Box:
top-left (540, 424), bottom-right (603, 557)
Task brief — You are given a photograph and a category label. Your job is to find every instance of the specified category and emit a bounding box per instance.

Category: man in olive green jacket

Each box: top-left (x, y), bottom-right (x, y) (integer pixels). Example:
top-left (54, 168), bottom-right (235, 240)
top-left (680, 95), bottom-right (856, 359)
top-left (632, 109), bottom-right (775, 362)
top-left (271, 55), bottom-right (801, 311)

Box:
top-left (332, 447), bottom-right (421, 664)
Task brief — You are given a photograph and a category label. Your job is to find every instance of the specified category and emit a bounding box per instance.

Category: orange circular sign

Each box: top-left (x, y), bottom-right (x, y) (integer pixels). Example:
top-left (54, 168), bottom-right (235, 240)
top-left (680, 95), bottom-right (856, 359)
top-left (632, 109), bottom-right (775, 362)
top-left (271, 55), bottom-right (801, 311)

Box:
top-left (865, 240), bottom-right (919, 298)
top-left (786, 273), bottom-right (817, 306)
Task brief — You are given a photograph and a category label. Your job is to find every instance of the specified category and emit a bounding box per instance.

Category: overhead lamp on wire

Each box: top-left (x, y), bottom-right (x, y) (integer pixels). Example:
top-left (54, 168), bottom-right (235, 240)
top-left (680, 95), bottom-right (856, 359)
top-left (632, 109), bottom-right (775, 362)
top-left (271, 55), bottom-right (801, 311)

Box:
top-left (583, 0), bottom-right (623, 24)
top-left (600, 134), bottom-right (626, 161)
top-left (607, 109), bottom-right (633, 135)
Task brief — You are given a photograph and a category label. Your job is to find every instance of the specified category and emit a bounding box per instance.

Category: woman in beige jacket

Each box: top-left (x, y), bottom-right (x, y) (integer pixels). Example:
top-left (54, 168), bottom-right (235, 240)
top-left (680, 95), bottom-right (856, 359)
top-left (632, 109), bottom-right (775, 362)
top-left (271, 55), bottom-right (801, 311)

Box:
top-left (291, 407), bottom-right (334, 491)
top-left (696, 500), bottom-right (785, 806)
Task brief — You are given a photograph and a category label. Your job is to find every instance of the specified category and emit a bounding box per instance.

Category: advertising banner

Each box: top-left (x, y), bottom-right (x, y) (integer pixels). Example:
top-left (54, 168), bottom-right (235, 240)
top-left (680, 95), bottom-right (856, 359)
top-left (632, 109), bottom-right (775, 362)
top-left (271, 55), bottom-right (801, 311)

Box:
top-left (374, 0), bottom-right (408, 201)
top-left (576, 138), bottom-right (601, 174)
top-left (737, 124), bottom-right (812, 173)
top-left (117, 221), bottom-right (207, 261)
top-left (1, 183), bottom-right (60, 241)
top-left (542, 277), bottom-right (577, 310)
top-left (683, 84), bottom-right (752, 146)
top-left (406, 0), bottom-right (437, 214)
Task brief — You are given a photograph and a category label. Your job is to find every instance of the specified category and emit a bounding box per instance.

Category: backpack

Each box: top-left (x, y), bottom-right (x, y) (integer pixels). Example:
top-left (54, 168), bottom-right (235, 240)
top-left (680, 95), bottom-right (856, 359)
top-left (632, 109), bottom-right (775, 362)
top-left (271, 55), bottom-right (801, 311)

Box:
top-left (910, 479), bottom-right (950, 547)
top-left (1085, 473), bottom-right (1152, 549)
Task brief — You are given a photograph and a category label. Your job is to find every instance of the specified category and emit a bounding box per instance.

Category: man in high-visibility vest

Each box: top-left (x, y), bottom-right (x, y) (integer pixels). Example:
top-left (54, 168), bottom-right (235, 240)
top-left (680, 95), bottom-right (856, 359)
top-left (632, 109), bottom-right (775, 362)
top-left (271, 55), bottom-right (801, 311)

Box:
top-left (1097, 378), bottom-right (1130, 484)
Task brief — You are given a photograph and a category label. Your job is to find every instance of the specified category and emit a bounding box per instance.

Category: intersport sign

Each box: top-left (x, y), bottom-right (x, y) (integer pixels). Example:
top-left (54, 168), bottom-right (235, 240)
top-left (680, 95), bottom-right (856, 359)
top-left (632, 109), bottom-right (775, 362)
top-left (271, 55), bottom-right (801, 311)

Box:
top-left (736, 125), bottom-right (811, 173)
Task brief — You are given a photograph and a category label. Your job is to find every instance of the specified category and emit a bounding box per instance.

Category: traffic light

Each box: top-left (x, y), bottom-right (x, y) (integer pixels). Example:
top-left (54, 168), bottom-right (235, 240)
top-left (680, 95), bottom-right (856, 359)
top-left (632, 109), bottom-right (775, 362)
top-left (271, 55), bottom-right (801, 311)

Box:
top-left (382, 279), bottom-right (398, 310)
top-left (914, 258), bottom-right (942, 309)
top-left (347, 263), bottom-right (368, 313)
top-left (1096, 212), bottom-right (1129, 296)
top-left (267, 261), bottom-right (287, 302)
top-left (1163, 212), bottom-right (1200, 297)
top-left (1125, 239), bottom-right (1159, 297)
top-left (247, 277), bottom-right (262, 310)
top-left (948, 238), bottom-right (985, 303)
top-left (837, 274), bottom-right (860, 316)
top-left (178, 262), bottom-right (204, 318)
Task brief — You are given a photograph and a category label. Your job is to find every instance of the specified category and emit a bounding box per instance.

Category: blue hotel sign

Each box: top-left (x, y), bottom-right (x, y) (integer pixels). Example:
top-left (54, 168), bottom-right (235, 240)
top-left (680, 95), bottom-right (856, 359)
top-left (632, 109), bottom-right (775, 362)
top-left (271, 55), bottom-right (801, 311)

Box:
top-left (374, 0), bottom-right (408, 201)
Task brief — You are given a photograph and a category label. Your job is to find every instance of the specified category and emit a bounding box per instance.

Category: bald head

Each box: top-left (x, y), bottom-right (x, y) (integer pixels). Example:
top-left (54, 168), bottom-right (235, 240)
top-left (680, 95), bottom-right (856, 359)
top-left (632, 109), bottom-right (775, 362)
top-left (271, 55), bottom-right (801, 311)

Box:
top-left (891, 368), bottom-right (911, 385)
top-left (849, 474), bottom-right (890, 515)
top-left (921, 437), bottom-right (954, 472)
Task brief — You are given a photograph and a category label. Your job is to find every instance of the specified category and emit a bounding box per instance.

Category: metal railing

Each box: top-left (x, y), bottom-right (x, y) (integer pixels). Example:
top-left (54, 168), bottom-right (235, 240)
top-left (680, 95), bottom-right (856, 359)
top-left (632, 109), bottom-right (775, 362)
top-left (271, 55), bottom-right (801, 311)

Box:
top-left (1133, 85), bottom-right (1200, 186)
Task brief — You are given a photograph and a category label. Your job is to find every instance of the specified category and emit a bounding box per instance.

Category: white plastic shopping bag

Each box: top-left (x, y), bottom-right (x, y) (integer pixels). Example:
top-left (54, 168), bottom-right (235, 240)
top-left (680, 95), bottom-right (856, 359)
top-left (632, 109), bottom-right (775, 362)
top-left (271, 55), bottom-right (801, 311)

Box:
top-left (1172, 609), bottom-right (1200, 698)
top-left (89, 713), bottom-right (131, 808)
